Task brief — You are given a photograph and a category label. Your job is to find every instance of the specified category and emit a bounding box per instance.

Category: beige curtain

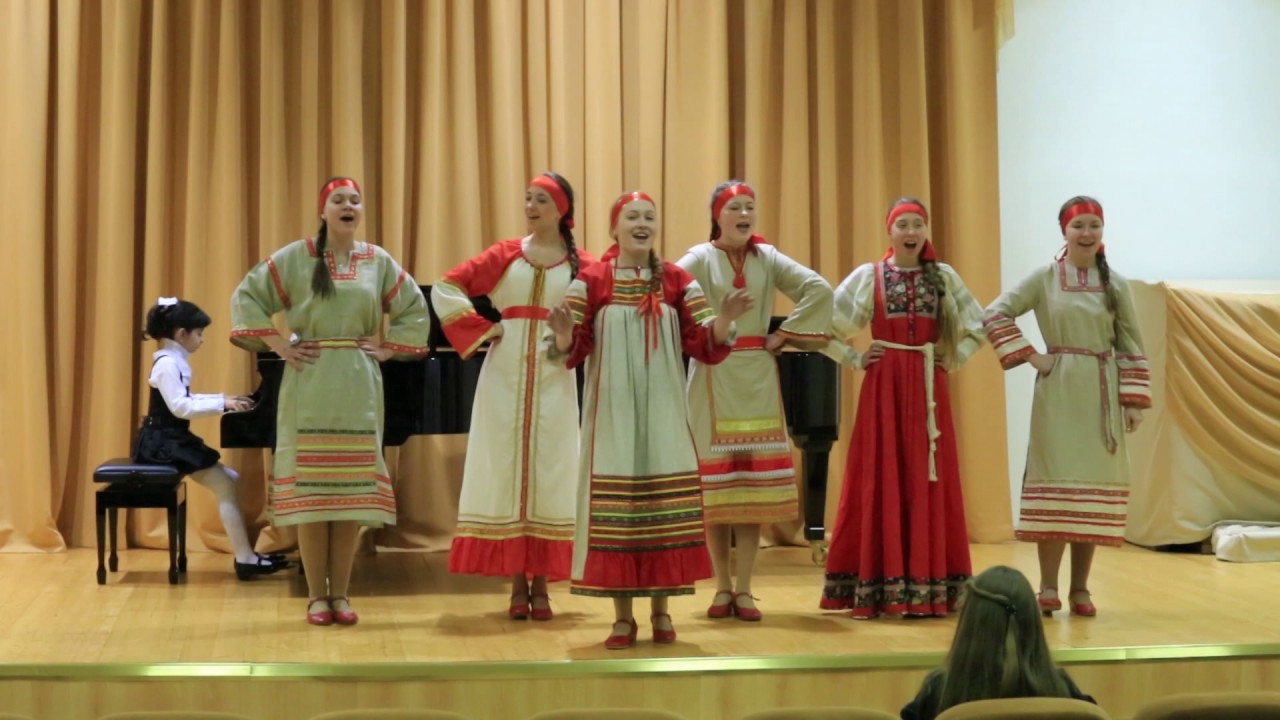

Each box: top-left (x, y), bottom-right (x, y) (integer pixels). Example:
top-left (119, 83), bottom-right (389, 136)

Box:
top-left (1167, 288), bottom-right (1280, 492)
top-left (0, 0), bottom-right (1012, 554)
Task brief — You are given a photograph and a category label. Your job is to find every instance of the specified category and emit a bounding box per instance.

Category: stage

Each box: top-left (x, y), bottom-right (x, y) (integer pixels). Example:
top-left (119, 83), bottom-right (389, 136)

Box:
top-left (1, 542), bottom-right (1278, 719)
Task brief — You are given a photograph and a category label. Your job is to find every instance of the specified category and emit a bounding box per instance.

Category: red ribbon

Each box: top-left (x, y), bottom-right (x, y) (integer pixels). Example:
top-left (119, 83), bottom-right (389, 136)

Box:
top-left (712, 183), bottom-right (755, 221)
top-left (610, 191), bottom-right (655, 231)
top-left (319, 178), bottom-right (361, 216)
top-left (529, 175), bottom-right (574, 229)
top-left (884, 202), bottom-right (935, 262)
top-left (886, 201), bottom-right (929, 231)
top-left (1059, 201), bottom-right (1104, 232)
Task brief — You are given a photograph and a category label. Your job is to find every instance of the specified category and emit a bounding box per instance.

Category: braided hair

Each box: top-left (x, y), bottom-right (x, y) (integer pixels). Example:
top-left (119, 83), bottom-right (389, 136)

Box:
top-left (542, 171), bottom-right (581, 279)
top-left (1058, 195), bottom-right (1115, 310)
top-left (888, 197), bottom-right (945, 299)
top-left (311, 176), bottom-right (361, 299)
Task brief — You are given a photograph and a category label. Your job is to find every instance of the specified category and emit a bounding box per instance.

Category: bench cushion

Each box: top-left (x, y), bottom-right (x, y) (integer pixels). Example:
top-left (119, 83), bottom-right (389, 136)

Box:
top-left (94, 458), bottom-right (183, 483)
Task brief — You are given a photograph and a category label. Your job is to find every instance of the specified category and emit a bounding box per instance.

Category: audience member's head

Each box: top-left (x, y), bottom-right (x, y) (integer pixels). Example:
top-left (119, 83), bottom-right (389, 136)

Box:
top-left (936, 565), bottom-right (1072, 712)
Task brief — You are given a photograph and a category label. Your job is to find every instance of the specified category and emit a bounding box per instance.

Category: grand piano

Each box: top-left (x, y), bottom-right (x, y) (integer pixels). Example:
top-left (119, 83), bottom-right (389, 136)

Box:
top-left (221, 286), bottom-right (840, 562)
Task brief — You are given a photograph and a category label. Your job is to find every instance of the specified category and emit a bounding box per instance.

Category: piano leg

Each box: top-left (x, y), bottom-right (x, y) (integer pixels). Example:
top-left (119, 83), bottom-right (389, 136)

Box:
top-left (799, 439), bottom-right (834, 566)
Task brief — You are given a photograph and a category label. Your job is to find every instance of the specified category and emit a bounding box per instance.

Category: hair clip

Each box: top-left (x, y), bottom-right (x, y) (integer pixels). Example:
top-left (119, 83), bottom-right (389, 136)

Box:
top-left (158, 296), bottom-right (179, 307)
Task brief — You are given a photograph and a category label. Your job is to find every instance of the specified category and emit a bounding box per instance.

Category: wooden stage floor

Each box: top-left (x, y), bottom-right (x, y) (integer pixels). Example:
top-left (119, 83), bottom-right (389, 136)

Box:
top-left (0, 540), bottom-right (1274, 667)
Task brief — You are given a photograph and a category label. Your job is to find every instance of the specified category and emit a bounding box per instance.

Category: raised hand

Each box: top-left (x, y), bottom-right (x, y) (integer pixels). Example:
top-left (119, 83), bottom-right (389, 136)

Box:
top-left (719, 289), bottom-right (755, 321)
top-left (548, 302), bottom-right (575, 335)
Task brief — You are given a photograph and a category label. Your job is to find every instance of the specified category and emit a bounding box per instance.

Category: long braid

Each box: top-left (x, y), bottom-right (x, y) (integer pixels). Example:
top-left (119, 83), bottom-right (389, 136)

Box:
top-left (647, 249), bottom-right (664, 297)
top-left (311, 220), bottom-right (335, 298)
top-left (1096, 251), bottom-right (1116, 311)
top-left (544, 171), bottom-right (580, 279)
top-left (563, 227), bottom-right (581, 279)
top-left (921, 258), bottom-right (946, 299)
top-left (1058, 194), bottom-right (1114, 310)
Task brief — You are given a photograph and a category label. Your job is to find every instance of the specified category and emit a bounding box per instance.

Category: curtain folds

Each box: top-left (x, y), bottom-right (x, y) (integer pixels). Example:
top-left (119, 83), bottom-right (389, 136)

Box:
top-left (0, 0), bottom-right (1012, 553)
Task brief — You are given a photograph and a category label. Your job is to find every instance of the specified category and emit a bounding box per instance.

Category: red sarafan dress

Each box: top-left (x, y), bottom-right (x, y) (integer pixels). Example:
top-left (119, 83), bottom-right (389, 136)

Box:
top-left (820, 261), bottom-right (986, 618)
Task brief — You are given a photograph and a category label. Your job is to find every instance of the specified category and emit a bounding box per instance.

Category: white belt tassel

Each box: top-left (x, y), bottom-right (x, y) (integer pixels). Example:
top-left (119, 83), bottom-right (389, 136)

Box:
top-left (876, 340), bottom-right (941, 481)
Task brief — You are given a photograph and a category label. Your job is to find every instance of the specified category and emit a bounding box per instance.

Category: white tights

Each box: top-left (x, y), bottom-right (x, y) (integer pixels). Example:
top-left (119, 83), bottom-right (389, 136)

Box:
top-left (188, 464), bottom-right (256, 564)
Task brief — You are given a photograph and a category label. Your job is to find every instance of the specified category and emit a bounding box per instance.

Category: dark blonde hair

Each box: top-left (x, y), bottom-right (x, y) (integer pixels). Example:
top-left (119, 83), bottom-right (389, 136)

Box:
top-left (936, 566), bottom-right (1072, 712)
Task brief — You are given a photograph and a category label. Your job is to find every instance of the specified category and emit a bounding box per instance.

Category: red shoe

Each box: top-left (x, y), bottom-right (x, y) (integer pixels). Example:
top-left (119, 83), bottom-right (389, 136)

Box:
top-left (1038, 589), bottom-right (1062, 617)
top-left (509, 594), bottom-right (531, 620)
top-left (330, 596), bottom-right (359, 626)
top-left (707, 590), bottom-right (734, 619)
top-left (651, 613), bottom-right (677, 644)
top-left (530, 593), bottom-right (553, 622)
top-left (732, 592), bottom-right (762, 622)
top-left (307, 597), bottom-right (333, 626)
top-left (1069, 591), bottom-right (1096, 617)
top-left (605, 618), bottom-right (638, 649)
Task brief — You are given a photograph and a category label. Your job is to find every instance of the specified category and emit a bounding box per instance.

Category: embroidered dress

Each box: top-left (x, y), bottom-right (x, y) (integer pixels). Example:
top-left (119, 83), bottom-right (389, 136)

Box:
top-left (432, 239), bottom-right (596, 580)
top-left (230, 238), bottom-right (430, 527)
top-left (984, 258), bottom-right (1152, 546)
top-left (820, 261), bottom-right (986, 617)
top-left (133, 339), bottom-right (225, 475)
top-left (676, 237), bottom-right (831, 524)
top-left (562, 257), bottom-right (730, 598)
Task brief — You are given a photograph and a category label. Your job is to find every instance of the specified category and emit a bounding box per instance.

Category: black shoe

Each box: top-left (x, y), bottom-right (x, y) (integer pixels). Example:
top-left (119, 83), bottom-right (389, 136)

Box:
top-left (263, 553), bottom-right (291, 568)
top-left (235, 554), bottom-right (285, 581)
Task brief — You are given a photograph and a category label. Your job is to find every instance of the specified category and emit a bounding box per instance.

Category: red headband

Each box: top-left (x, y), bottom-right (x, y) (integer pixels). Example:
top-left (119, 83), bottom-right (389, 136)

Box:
top-left (529, 175), bottom-right (574, 229)
top-left (712, 183), bottom-right (755, 220)
top-left (610, 191), bottom-right (656, 231)
top-left (884, 202), bottom-right (935, 262)
top-left (319, 178), bottom-right (362, 216)
top-left (886, 202), bottom-right (929, 232)
top-left (1059, 201), bottom-right (1104, 233)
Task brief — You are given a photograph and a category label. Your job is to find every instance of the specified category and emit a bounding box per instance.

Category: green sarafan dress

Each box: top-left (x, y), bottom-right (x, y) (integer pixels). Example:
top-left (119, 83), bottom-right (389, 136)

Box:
top-left (230, 237), bottom-right (430, 527)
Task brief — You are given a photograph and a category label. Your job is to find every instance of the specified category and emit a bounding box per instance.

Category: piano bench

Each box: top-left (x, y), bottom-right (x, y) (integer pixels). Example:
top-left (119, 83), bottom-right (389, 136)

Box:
top-left (93, 458), bottom-right (189, 586)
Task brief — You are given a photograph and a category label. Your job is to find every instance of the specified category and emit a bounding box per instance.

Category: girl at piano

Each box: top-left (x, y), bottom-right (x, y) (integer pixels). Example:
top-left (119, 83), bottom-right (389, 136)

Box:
top-left (820, 198), bottom-right (987, 619)
top-left (676, 180), bottom-right (833, 623)
top-left (547, 191), bottom-right (753, 649)
top-left (134, 297), bottom-right (288, 580)
top-left (983, 196), bottom-right (1150, 618)
top-left (432, 172), bottom-right (595, 621)
top-left (231, 177), bottom-right (431, 626)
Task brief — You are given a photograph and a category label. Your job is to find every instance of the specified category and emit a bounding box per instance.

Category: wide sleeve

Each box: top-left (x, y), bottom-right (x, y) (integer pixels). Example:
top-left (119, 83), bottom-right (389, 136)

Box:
top-left (821, 263), bottom-right (876, 369)
top-left (769, 247), bottom-right (834, 349)
top-left (555, 275), bottom-right (597, 369)
top-left (379, 249), bottom-right (431, 360)
top-left (983, 267), bottom-right (1046, 370)
top-left (675, 272), bottom-right (733, 365)
top-left (229, 245), bottom-right (294, 352)
top-left (431, 241), bottom-right (519, 359)
top-left (150, 358), bottom-right (224, 419)
top-left (1112, 274), bottom-right (1153, 408)
top-left (939, 263), bottom-right (988, 370)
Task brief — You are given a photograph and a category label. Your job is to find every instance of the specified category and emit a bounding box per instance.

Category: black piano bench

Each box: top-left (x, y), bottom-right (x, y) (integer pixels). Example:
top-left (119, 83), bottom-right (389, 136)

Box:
top-left (93, 458), bottom-right (188, 586)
